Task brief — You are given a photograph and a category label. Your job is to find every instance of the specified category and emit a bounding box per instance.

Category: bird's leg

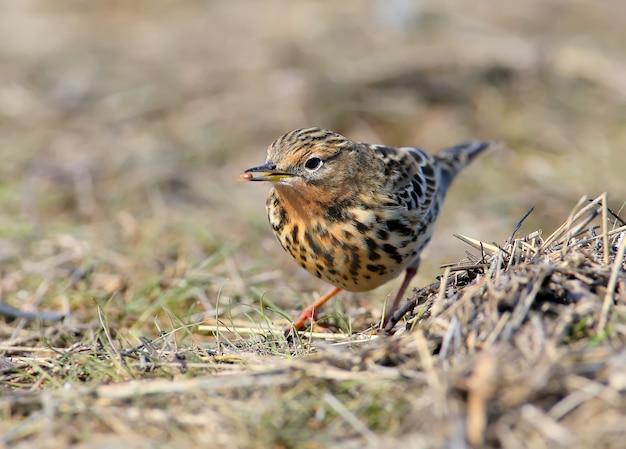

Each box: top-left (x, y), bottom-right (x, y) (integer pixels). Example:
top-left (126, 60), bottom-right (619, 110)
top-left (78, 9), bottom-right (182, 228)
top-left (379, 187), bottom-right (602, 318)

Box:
top-left (383, 267), bottom-right (417, 327)
top-left (286, 286), bottom-right (342, 334)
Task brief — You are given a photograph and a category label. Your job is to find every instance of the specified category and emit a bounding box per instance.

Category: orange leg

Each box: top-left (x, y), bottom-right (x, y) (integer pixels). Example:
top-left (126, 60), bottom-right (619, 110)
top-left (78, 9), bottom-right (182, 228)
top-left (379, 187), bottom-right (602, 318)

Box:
top-left (286, 286), bottom-right (342, 334)
top-left (383, 267), bottom-right (417, 327)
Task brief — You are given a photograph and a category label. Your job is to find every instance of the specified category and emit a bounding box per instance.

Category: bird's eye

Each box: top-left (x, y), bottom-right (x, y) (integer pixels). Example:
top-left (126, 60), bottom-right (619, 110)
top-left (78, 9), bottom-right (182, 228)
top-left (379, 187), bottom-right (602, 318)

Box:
top-left (304, 157), bottom-right (323, 171)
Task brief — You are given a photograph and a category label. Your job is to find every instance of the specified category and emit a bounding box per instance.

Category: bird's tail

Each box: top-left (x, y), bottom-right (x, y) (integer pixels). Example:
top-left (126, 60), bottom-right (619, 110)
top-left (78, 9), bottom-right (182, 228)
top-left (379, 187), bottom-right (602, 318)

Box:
top-left (435, 141), bottom-right (491, 189)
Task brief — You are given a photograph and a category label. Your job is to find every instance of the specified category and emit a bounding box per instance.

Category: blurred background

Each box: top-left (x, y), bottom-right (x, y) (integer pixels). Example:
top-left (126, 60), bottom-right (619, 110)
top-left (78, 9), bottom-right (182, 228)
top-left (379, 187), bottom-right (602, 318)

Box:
top-left (0, 1), bottom-right (624, 329)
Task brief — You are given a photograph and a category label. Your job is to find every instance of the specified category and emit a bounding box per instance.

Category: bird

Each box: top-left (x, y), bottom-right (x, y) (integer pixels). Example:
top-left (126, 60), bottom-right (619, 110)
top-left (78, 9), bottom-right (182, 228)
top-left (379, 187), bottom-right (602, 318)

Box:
top-left (239, 127), bottom-right (490, 333)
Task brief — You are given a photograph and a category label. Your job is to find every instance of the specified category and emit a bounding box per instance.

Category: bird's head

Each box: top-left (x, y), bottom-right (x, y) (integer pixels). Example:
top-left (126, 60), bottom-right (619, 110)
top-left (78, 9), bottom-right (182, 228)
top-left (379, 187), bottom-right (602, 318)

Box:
top-left (239, 128), bottom-right (363, 196)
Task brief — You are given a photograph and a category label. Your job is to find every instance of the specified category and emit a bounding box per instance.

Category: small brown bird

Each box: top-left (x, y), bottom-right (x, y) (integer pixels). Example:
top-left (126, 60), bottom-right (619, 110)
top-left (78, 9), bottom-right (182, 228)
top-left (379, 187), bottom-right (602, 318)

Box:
top-left (240, 127), bottom-right (489, 332)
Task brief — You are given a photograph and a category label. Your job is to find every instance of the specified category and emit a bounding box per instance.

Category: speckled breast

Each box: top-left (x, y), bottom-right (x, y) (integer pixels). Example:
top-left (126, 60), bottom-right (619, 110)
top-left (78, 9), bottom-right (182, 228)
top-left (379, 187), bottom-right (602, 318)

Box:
top-left (266, 188), bottom-right (433, 292)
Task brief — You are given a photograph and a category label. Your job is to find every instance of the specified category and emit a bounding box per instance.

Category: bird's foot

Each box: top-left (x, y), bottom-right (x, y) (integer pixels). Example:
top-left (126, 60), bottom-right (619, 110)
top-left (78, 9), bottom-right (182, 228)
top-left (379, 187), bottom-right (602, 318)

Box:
top-left (282, 306), bottom-right (340, 339)
top-left (282, 305), bottom-right (318, 338)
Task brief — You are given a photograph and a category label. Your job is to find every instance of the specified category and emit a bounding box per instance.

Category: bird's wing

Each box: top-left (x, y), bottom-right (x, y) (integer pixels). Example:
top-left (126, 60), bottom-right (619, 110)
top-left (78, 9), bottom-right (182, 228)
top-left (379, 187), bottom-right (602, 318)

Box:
top-left (366, 143), bottom-right (442, 216)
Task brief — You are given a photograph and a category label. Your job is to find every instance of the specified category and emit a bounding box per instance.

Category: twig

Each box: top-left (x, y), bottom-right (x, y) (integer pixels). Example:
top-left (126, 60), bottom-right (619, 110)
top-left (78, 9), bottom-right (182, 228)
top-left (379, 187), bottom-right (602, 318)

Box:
top-left (322, 393), bottom-right (380, 446)
top-left (597, 231), bottom-right (626, 334)
top-left (602, 192), bottom-right (609, 265)
top-left (507, 206), bottom-right (535, 246)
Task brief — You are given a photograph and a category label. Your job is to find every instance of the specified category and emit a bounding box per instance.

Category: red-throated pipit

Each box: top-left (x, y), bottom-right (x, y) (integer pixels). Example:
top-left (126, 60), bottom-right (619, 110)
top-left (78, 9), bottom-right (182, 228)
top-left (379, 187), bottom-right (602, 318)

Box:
top-left (240, 127), bottom-right (490, 333)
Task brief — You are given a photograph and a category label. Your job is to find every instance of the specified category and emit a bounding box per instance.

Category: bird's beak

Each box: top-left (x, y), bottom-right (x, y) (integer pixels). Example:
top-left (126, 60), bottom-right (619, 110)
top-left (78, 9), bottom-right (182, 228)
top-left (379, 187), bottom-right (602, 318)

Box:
top-left (239, 163), bottom-right (294, 182)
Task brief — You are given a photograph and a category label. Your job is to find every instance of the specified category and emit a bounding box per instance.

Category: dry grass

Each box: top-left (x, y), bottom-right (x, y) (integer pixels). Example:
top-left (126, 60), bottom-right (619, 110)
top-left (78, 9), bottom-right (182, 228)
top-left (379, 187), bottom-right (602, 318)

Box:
top-left (1, 1), bottom-right (626, 448)
top-left (1, 195), bottom-right (624, 448)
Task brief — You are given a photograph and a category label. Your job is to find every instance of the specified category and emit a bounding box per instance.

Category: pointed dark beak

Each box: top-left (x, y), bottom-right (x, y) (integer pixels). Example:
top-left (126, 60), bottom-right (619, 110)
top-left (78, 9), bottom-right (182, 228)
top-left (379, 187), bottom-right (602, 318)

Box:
top-left (239, 163), bottom-right (294, 182)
